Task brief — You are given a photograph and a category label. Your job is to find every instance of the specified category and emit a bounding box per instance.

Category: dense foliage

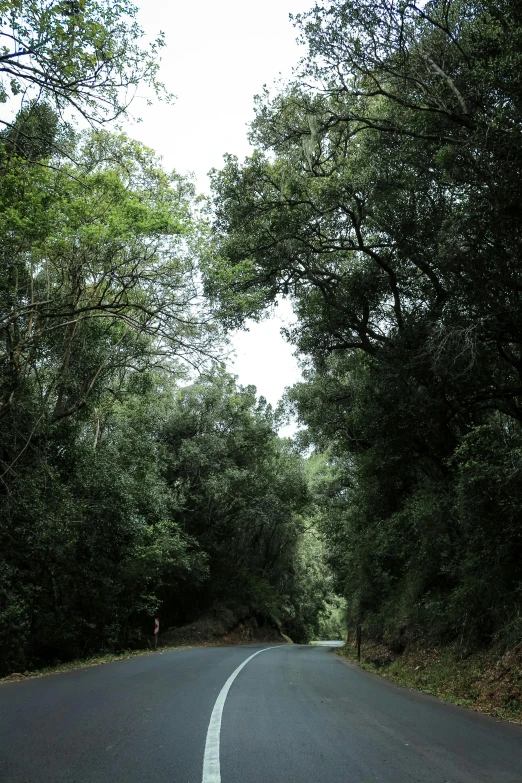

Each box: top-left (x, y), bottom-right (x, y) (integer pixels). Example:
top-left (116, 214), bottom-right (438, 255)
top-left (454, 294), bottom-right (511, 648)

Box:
top-left (206, 0), bottom-right (522, 651)
top-left (0, 120), bottom-right (330, 672)
top-left (3, 0), bottom-right (521, 675)
top-left (0, 3), bottom-right (331, 674)
top-left (0, 0), bottom-right (168, 127)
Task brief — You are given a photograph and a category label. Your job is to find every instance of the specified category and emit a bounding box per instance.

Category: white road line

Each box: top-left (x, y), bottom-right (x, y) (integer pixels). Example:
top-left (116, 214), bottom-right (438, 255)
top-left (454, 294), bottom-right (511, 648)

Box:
top-left (202, 646), bottom-right (283, 783)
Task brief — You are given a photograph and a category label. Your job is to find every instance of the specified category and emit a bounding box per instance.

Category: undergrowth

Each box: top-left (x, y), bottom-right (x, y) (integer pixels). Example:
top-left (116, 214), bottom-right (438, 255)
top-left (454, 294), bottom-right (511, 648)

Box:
top-left (338, 641), bottom-right (522, 724)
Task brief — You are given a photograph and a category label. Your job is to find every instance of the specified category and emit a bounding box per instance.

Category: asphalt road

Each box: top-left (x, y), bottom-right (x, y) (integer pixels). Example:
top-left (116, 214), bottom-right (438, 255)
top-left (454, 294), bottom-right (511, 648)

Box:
top-left (0, 643), bottom-right (521, 783)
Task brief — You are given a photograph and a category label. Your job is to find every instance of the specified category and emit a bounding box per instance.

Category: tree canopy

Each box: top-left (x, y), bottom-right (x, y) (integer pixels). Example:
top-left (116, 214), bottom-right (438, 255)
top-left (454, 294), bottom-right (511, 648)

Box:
top-left (3, 0), bottom-right (522, 674)
top-left (0, 100), bottom-right (330, 673)
top-left (204, 0), bottom-right (522, 650)
top-left (0, 0), bottom-right (168, 126)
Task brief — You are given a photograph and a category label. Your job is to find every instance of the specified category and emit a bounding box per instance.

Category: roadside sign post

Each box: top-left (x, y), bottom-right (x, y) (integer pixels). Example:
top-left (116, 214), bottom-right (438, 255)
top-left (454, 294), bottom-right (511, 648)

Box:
top-left (154, 617), bottom-right (160, 648)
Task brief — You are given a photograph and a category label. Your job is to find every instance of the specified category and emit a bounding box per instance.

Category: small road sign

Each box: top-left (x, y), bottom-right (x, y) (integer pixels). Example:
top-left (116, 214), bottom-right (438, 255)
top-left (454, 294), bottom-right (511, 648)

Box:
top-left (154, 618), bottom-right (160, 635)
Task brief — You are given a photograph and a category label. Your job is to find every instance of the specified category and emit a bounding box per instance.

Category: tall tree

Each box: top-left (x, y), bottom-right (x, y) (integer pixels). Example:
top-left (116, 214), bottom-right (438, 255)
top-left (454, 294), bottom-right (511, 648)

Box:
top-left (0, 0), bottom-right (168, 126)
top-left (204, 0), bottom-right (522, 648)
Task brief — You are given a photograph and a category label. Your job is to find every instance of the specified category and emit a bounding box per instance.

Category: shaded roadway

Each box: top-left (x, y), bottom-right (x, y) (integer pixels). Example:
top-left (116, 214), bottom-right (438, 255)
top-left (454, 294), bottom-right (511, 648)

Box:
top-left (0, 643), bottom-right (520, 782)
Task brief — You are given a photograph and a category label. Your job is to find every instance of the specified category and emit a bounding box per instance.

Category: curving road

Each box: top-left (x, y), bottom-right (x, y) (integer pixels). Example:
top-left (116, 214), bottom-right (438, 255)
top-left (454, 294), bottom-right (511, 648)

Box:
top-left (0, 643), bottom-right (521, 782)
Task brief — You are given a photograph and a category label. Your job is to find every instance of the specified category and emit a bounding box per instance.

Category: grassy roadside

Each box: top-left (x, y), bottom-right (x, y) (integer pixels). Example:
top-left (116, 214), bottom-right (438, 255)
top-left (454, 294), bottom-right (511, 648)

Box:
top-left (0, 633), bottom-right (291, 684)
top-left (0, 645), bottom-right (196, 684)
top-left (337, 641), bottom-right (522, 724)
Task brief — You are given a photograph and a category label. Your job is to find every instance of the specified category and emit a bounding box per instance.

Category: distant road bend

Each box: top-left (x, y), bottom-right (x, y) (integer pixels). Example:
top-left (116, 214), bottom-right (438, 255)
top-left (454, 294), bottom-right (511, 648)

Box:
top-left (1, 642), bottom-right (521, 783)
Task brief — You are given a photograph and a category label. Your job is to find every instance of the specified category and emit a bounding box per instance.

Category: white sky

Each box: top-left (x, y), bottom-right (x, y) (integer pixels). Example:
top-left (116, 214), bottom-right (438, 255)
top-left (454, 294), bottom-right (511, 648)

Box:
top-left (126, 0), bottom-right (312, 422)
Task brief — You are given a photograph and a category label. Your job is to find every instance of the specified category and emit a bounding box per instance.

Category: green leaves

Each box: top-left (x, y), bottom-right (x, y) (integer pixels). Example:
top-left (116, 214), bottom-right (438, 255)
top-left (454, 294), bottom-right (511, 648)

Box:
top-left (0, 126), bottom-right (221, 443)
top-left (204, 0), bottom-right (522, 652)
top-left (0, 110), bottom-right (232, 671)
top-left (0, 0), bottom-right (171, 123)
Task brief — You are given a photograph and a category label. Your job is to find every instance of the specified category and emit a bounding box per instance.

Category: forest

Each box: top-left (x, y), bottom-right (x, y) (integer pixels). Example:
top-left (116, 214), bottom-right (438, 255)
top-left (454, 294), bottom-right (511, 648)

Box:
top-left (1, 0), bottom-right (521, 676)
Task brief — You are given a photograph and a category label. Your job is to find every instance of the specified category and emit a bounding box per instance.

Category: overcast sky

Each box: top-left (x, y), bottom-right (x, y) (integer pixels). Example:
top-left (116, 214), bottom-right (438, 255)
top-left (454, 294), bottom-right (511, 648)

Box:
top-left (124, 0), bottom-right (312, 422)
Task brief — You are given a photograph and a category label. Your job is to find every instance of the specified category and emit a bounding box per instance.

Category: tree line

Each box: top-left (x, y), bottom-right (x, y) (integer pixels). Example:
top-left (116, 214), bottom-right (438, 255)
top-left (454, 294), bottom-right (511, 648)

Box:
top-left (205, 0), bottom-right (522, 652)
top-left (2, 0), bottom-right (521, 673)
top-left (0, 1), bottom-right (331, 673)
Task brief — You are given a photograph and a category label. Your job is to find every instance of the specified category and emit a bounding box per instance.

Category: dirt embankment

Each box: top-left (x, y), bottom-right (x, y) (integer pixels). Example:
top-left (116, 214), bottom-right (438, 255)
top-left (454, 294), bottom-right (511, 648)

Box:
top-left (1, 610), bottom-right (288, 684)
top-left (338, 639), bottom-right (522, 724)
top-left (0, 607), bottom-right (288, 683)
top-left (159, 606), bottom-right (287, 648)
